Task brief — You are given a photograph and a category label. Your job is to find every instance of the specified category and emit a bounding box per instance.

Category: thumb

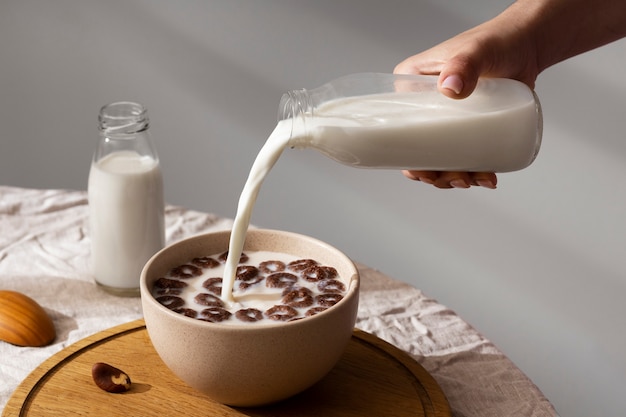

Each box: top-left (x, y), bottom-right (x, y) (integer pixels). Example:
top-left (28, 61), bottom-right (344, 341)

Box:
top-left (437, 56), bottom-right (482, 99)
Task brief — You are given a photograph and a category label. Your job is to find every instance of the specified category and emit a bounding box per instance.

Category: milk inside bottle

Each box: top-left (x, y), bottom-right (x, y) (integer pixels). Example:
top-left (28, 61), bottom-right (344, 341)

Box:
top-left (88, 101), bottom-right (165, 296)
top-left (281, 73), bottom-right (542, 172)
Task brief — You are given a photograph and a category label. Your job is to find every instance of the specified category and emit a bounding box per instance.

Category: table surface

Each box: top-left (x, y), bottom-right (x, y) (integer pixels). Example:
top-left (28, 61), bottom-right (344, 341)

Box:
top-left (0, 186), bottom-right (557, 417)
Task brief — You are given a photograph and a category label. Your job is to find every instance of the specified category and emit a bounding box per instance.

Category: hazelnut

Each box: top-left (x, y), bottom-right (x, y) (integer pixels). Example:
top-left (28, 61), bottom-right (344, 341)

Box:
top-left (92, 362), bottom-right (131, 393)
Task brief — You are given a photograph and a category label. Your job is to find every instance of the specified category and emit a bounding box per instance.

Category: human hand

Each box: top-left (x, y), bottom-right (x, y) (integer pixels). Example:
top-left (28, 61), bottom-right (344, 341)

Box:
top-left (394, 3), bottom-right (540, 98)
top-left (401, 170), bottom-right (497, 189)
top-left (395, 3), bottom-right (542, 189)
top-left (396, 0), bottom-right (626, 189)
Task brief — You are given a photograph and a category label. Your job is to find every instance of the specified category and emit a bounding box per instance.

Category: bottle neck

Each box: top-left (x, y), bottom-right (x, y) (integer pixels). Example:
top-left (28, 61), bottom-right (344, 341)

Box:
top-left (94, 101), bottom-right (158, 163)
top-left (278, 88), bottom-right (312, 120)
top-left (278, 89), bottom-right (312, 147)
top-left (99, 101), bottom-right (149, 136)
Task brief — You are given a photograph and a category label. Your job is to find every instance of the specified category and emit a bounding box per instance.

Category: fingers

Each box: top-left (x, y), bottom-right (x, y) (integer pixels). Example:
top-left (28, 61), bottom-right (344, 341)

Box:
top-left (394, 28), bottom-right (488, 100)
top-left (438, 73), bottom-right (479, 100)
top-left (395, 56), bottom-right (481, 100)
top-left (402, 170), bottom-right (497, 189)
top-left (436, 52), bottom-right (483, 99)
top-left (393, 51), bottom-right (444, 76)
top-left (469, 172), bottom-right (497, 189)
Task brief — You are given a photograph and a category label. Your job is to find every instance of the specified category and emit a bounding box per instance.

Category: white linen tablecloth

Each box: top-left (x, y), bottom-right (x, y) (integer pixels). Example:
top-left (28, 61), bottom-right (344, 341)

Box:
top-left (0, 186), bottom-right (557, 416)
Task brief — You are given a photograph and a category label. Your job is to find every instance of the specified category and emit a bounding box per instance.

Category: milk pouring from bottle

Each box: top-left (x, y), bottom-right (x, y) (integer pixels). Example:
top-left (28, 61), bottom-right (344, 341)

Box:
top-left (221, 74), bottom-right (542, 302)
top-left (279, 73), bottom-right (542, 172)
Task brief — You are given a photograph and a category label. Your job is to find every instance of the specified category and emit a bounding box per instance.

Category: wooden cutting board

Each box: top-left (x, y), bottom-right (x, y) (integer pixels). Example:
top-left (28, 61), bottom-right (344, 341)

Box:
top-left (3, 319), bottom-right (450, 417)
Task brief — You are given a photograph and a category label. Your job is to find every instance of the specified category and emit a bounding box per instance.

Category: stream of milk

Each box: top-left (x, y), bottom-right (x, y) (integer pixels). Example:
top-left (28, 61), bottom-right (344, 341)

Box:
top-left (221, 120), bottom-right (293, 303)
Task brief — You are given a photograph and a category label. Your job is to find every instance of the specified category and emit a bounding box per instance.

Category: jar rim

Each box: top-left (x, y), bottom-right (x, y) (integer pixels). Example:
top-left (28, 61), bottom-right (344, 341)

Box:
top-left (98, 101), bottom-right (149, 134)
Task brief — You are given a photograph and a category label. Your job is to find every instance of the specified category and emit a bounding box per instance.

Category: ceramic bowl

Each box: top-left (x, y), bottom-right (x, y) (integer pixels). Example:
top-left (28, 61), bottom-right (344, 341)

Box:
top-left (140, 229), bottom-right (360, 406)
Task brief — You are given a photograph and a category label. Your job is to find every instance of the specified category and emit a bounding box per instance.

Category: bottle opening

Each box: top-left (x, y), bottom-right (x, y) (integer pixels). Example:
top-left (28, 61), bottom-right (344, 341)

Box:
top-left (277, 89), bottom-right (312, 121)
top-left (99, 101), bottom-right (149, 135)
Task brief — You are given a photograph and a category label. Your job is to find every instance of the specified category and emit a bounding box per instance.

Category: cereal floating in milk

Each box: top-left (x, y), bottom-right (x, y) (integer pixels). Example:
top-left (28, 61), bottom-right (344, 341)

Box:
top-left (152, 250), bottom-right (346, 325)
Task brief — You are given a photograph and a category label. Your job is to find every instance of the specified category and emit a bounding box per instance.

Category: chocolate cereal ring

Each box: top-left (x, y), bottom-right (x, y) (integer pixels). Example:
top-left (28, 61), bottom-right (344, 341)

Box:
top-left (321, 266), bottom-right (338, 279)
top-left (170, 264), bottom-right (202, 279)
top-left (173, 307), bottom-right (197, 318)
top-left (282, 287), bottom-right (314, 308)
top-left (236, 265), bottom-right (259, 281)
top-left (218, 251), bottom-right (249, 264)
top-left (191, 256), bottom-right (220, 269)
top-left (302, 265), bottom-right (327, 282)
top-left (200, 307), bottom-right (232, 323)
top-left (265, 305), bottom-right (298, 321)
top-left (259, 260), bottom-right (286, 274)
top-left (238, 276), bottom-right (264, 290)
top-left (288, 259), bottom-right (317, 272)
top-left (202, 277), bottom-right (223, 295)
top-left (316, 293), bottom-right (343, 307)
top-left (235, 308), bottom-right (264, 322)
top-left (156, 295), bottom-right (185, 310)
top-left (194, 293), bottom-right (224, 307)
top-left (266, 272), bottom-right (298, 288)
top-left (305, 307), bottom-right (328, 317)
top-left (154, 277), bottom-right (188, 289)
top-left (318, 279), bottom-right (346, 294)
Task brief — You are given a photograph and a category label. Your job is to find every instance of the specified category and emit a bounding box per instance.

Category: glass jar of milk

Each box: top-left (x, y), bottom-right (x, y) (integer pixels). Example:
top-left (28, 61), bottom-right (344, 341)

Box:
top-left (88, 101), bottom-right (165, 296)
top-left (278, 73), bottom-right (542, 172)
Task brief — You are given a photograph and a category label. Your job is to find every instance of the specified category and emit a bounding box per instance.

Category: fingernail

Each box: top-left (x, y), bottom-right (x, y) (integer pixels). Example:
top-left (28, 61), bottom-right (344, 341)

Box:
top-left (476, 179), bottom-right (496, 189)
top-left (441, 75), bottom-right (463, 95)
top-left (450, 179), bottom-right (469, 188)
top-left (418, 177), bottom-right (435, 185)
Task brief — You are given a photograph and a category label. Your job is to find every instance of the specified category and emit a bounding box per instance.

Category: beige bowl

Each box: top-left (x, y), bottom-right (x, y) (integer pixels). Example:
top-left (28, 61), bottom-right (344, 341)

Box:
top-left (140, 229), bottom-right (360, 407)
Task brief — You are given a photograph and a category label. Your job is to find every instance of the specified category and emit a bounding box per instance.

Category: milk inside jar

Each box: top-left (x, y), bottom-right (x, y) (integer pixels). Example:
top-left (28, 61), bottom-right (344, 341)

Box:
top-left (221, 73), bottom-right (542, 301)
top-left (89, 102), bottom-right (165, 296)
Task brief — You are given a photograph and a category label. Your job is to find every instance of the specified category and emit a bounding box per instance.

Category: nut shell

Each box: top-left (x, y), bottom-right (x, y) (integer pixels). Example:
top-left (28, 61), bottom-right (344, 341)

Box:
top-left (92, 362), bottom-right (131, 393)
top-left (0, 290), bottom-right (56, 347)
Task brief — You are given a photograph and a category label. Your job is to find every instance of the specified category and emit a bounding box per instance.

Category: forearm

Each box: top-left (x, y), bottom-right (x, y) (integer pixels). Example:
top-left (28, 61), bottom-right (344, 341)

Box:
top-left (506, 0), bottom-right (626, 71)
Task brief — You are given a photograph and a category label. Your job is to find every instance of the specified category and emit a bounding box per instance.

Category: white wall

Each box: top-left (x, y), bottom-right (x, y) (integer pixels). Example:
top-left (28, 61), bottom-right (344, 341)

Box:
top-left (2, 1), bottom-right (625, 416)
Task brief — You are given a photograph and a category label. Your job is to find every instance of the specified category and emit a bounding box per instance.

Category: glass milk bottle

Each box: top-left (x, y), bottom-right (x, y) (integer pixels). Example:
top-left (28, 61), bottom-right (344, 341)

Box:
top-left (88, 101), bottom-right (165, 296)
top-left (278, 73), bottom-right (542, 172)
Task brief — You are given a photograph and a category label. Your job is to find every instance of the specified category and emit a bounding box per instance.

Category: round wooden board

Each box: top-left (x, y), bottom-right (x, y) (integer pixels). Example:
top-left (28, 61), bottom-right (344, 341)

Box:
top-left (4, 319), bottom-right (450, 417)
